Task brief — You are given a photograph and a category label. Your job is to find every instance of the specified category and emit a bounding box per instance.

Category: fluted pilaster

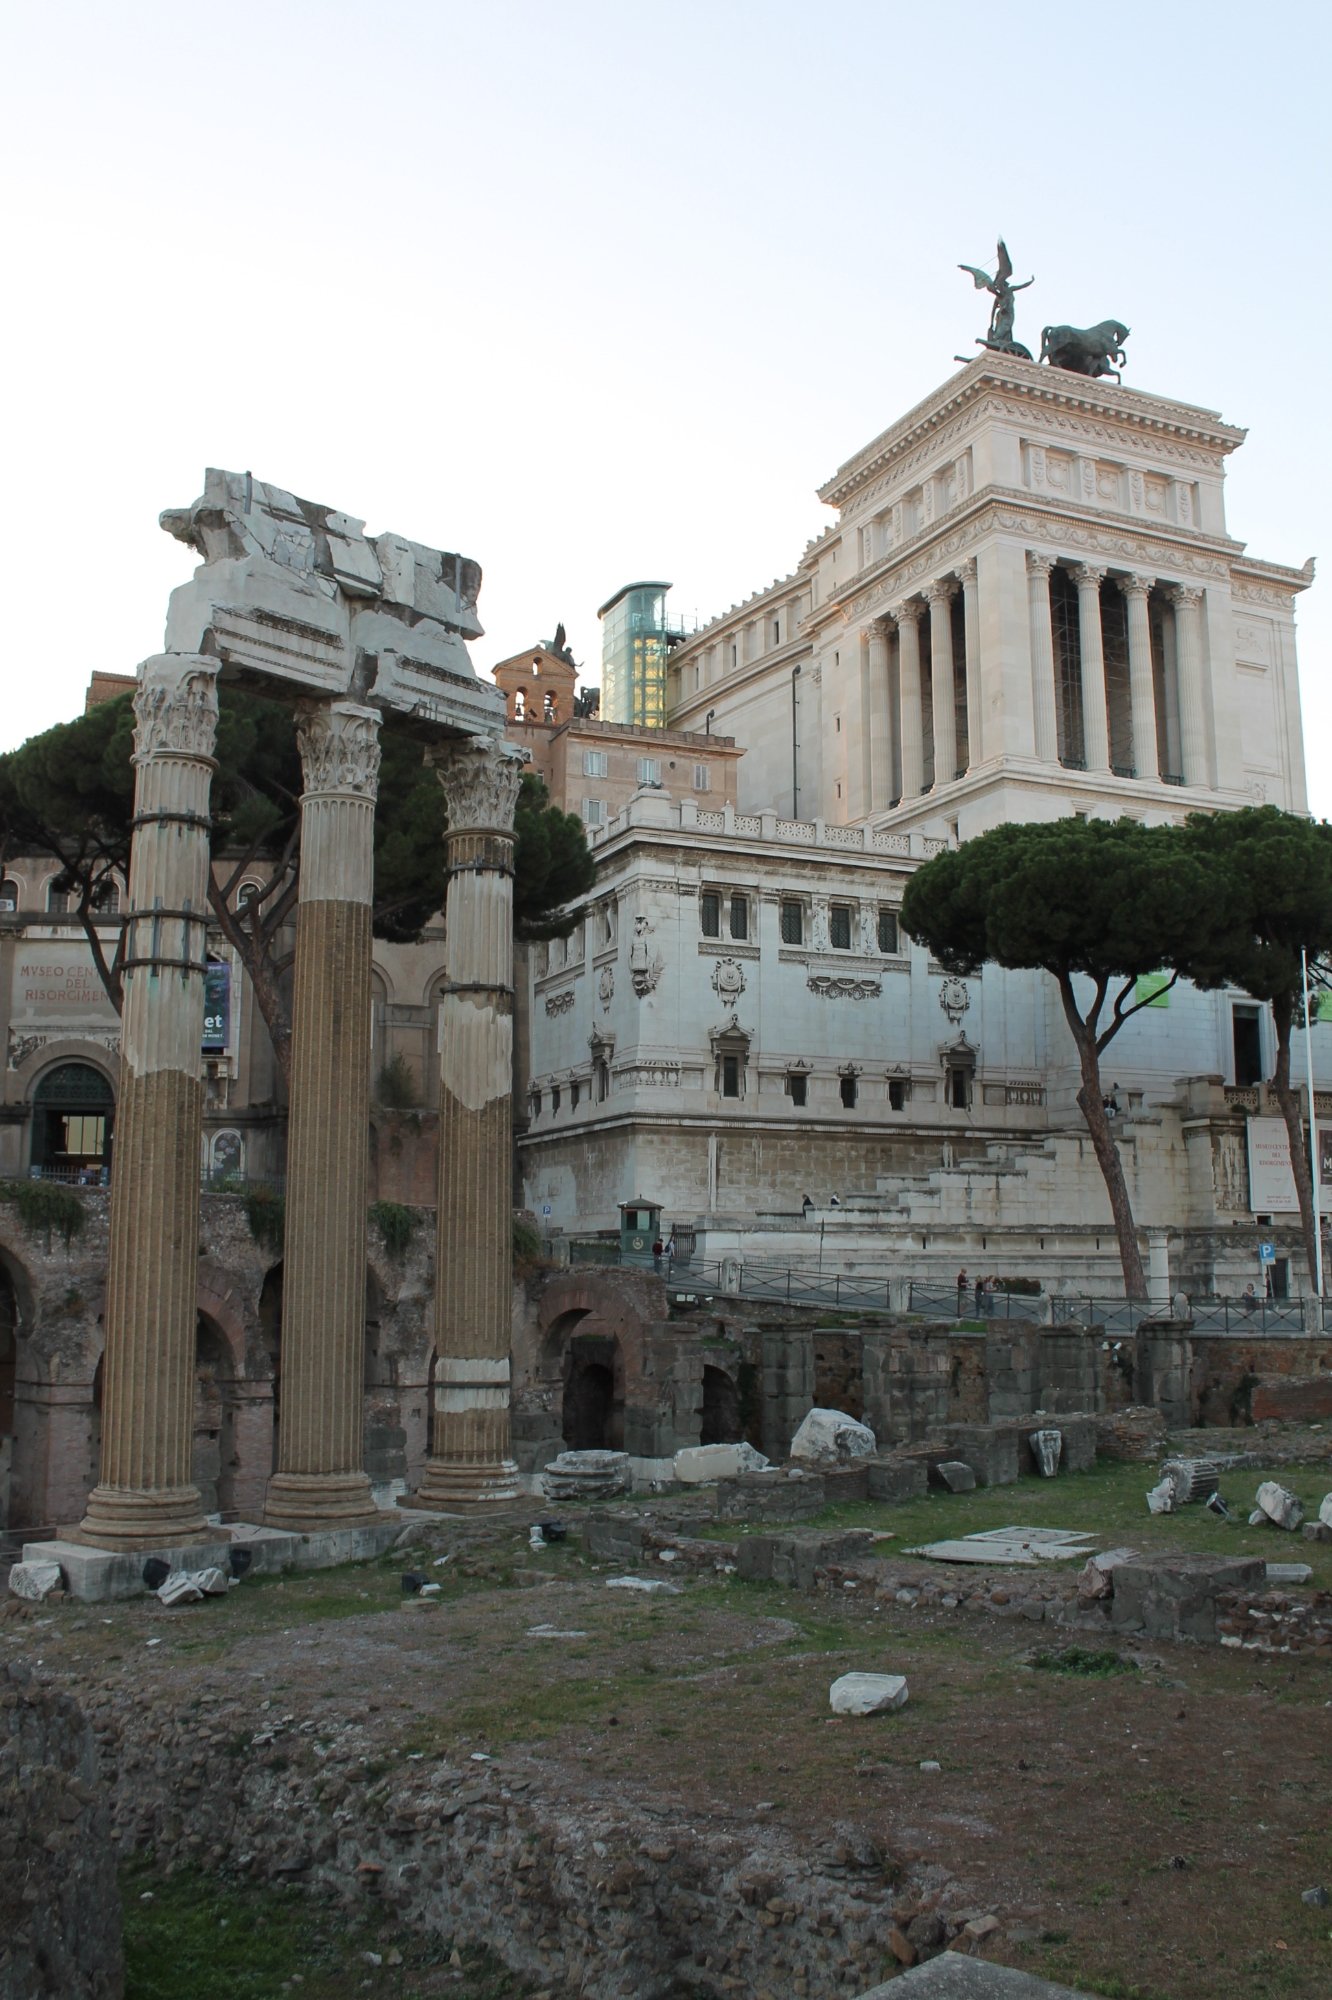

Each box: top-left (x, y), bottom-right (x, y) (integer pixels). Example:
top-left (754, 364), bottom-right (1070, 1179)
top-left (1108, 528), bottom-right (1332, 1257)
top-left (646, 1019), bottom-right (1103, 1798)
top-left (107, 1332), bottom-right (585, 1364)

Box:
top-left (925, 579), bottom-right (957, 787)
top-left (416, 737), bottom-right (525, 1509)
top-left (79, 655), bottom-right (219, 1549)
top-left (891, 601), bottom-right (925, 799)
top-left (958, 557), bottom-right (980, 769)
top-left (866, 623), bottom-right (892, 811)
top-left (265, 701), bottom-right (382, 1531)
top-left (1119, 574), bottom-right (1159, 781)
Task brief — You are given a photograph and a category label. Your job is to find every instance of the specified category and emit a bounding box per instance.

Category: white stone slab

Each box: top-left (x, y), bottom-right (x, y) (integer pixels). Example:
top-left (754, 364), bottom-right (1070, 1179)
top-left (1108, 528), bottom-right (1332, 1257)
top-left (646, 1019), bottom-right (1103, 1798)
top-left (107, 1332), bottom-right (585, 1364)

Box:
top-left (904, 1527), bottom-right (1097, 1566)
top-left (830, 1672), bottom-right (909, 1715)
top-left (673, 1441), bottom-right (770, 1484)
top-left (604, 1576), bottom-right (682, 1595)
top-left (22, 1518), bottom-right (405, 1603)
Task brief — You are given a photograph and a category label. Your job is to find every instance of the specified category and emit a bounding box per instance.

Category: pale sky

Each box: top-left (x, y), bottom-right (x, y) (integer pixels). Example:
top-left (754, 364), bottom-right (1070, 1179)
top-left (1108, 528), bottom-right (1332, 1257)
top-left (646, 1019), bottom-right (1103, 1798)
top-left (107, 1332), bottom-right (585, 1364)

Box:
top-left (4, 1), bottom-right (1329, 803)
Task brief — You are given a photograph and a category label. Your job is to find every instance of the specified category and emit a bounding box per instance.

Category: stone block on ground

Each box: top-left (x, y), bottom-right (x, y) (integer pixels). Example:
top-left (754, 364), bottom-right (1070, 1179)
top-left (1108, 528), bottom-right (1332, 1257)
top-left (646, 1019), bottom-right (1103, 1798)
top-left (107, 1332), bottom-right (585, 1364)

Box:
top-left (933, 1460), bottom-right (977, 1493)
top-left (1265, 1561), bottom-right (1313, 1585)
top-left (6, 1560), bottom-right (64, 1602)
top-left (855, 1951), bottom-right (1089, 1995)
top-left (1319, 1492), bottom-right (1332, 1528)
top-left (736, 1529), bottom-right (876, 1591)
top-left (1255, 1480), bottom-right (1304, 1531)
top-left (714, 1469), bottom-right (826, 1522)
top-left (672, 1441), bottom-right (768, 1484)
top-left (1302, 1520), bottom-right (1332, 1543)
top-left (1092, 1406), bottom-right (1168, 1463)
top-left (942, 1424), bottom-right (1019, 1486)
top-left (789, 1408), bottom-right (877, 1466)
top-left (829, 1671), bottom-right (908, 1715)
top-left (866, 1456), bottom-right (929, 1503)
top-left (540, 1450), bottom-right (632, 1502)
top-left (1110, 1554), bottom-right (1266, 1641)
top-left (821, 1464), bottom-right (871, 1504)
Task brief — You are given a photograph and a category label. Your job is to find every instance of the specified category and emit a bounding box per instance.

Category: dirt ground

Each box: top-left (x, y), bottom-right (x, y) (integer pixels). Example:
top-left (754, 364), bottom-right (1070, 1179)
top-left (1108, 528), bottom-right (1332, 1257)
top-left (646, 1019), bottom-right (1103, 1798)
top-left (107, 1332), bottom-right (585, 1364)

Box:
top-left (8, 1471), bottom-right (1332, 2000)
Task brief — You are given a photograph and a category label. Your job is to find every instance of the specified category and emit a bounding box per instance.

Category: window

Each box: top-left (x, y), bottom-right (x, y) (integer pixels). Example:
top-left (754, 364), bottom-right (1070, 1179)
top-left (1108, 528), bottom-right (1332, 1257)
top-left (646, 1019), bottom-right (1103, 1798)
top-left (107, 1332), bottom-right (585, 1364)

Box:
top-left (829, 904), bottom-right (853, 951)
top-left (551, 1084), bottom-right (562, 1114)
top-left (46, 879), bottom-right (73, 915)
top-left (636, 757), bottom-right (661, 786)
top-left (237, 880), bottom-right (263, 910)
top-left (787, 1072), bottom-right (808, 1107)
top-left (89, 880), bottom-right (120, 914)
top-left (730, 643), bottom-right (738, 670)
top-left (729, 895), bottom-right (749, 941)
top-left (877, 909), bottom-right (900, 954)
top-left (780, 900), bottom-right (804, 946)
top-left (840, 1073), bottom-right (858, 1109)
top-left (0, 877), bottom-right (19, 913)
top-left (888, 1078), bottom-right (909, 1111)
top-left (722, 1054), bottom-right (741, 1098)
top-left (693, 763), bottom-right (711, 792)
top-left (582, 749), bottom-right (608, 778)
top-left (1233, 1004), bottom-right (1263, 1087)
top-left (570, 1080), bottom-right (581, 1111)
top-left (700, 891), bottom-right (721, 937)
top-left (599, 903), bottom-right (616, 946)
top-left (772, 617), bottom-right (781, 646)
top-left (530, 1088), bottom-right (542, 1119)
top-left (581, 798), bottom-right (605, 826)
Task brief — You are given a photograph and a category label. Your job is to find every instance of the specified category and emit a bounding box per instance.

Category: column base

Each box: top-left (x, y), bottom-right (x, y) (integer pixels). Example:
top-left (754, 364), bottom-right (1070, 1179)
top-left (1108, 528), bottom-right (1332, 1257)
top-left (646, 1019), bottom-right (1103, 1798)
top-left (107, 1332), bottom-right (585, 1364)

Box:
top-left (263, 1469), bottom-right (382, 1532)
top-left (75, 1482), bottom-right (211, 1553)
top-left (411, 1457), bottom-right (522, 1511)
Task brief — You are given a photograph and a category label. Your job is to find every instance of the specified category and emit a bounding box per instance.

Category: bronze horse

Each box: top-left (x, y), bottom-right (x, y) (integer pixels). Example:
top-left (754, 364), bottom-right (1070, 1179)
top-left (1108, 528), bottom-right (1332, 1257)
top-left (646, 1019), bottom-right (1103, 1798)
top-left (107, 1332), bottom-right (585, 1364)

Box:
top-left (1040, 319), bottom-right (1130, 383)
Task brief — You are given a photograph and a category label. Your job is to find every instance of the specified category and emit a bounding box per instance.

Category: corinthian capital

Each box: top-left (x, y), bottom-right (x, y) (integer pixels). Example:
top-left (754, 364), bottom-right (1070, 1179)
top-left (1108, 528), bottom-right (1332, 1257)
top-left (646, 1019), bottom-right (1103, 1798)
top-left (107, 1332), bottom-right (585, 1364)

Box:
top-left (133, 655), bottom-right (220, 763)
top-left (956, 557), bottom-right (978, 587)
top-left (1165, 582), bottom-right (1204, 610)
top-left (924, 577), bottom-right (956, 608)
top-left (1025, 551), bottom-right (1056, 581)
top-left (295, 701), bottom-right (382, 800)
top-left (889, 597), bottom-right (924, 629)
top-left (430, 735), bottom-right (525, 833)
top-left (1071, 563), bottom-right (1107, 591)
top-left (1117, 572), bottom-right (1155, 601)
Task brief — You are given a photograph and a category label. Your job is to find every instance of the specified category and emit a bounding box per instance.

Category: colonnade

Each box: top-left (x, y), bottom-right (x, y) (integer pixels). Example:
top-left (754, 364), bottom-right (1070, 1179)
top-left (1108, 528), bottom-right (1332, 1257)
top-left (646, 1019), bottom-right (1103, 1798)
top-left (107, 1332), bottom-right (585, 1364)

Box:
top-left (863, 554), bottom-right (1209, 804)
top-left (79, 656), bottom-right (522, 1550)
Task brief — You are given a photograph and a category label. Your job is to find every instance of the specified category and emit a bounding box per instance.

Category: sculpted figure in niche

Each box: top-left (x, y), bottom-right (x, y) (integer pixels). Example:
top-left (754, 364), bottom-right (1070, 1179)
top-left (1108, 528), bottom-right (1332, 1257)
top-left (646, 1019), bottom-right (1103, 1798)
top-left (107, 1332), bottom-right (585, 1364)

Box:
top-left (629, 914), bottom-right (664, 997)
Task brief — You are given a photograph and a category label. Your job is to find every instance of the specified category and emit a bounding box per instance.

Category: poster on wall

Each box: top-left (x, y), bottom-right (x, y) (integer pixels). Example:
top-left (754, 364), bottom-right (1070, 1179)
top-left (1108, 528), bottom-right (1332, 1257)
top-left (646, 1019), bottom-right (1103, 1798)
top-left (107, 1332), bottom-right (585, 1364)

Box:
top-left (203, 959), bottom-right (231, 1052)
top-left (1247, 1116), bottom-right (1300, 1213)
top-left (1319, 1124), bottom-right (1332, 1189)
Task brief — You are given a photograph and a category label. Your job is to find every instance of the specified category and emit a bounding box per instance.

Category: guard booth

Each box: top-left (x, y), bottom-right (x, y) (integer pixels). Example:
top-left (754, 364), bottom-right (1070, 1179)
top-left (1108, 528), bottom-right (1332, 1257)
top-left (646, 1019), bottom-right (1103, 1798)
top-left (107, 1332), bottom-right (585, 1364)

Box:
top-left (619, 1197), bottom-right (662, 1264)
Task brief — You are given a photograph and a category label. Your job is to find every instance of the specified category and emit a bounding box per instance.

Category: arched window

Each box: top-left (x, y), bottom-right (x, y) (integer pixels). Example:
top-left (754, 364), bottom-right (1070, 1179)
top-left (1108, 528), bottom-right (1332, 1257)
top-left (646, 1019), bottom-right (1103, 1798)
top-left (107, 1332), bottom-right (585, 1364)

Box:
top-left (0, 878), bottom-right (20, 913)
top-left (90, 879), bottom-right (121, 915)
top-left (31, 1062), bottom-right (115, 1180)
top-left (46, 878), bottom-right (73, 915)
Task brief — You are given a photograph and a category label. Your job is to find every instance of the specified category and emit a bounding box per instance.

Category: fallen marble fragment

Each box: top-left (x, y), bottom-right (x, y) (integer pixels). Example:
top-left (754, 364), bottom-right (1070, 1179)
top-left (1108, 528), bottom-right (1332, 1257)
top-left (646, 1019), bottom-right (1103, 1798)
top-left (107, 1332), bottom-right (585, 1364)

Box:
top-left (6, 1560), bottom-right (63, 1602)
top-left (604, 1576), bottom-right (682, 1596)
top-left (1031, 1429), bottom-right (1062, 1477)
top-left (829, 1672), bottom-right (908, 1716)
top-left (1255, 1481), bottom-right (1304, 1531)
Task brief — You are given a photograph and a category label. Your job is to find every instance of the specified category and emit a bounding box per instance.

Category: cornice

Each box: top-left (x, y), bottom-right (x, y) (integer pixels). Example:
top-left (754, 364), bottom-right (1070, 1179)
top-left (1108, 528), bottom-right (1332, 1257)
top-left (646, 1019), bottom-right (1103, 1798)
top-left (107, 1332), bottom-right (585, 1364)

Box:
top-left (818, 356), bottom-right (1245, 510)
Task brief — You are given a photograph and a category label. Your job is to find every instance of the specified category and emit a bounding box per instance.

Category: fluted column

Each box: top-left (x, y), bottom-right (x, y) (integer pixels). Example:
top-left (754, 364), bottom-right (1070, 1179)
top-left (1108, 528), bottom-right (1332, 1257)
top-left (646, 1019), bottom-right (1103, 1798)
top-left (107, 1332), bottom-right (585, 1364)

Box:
top-left (892, 600), bottom-right (925, 799)
top-left (1167, 584), bottom-right (1209, 787)
top-left (926, 578), bottom-right (957, 787)
top-left (415, 737), bottom-right (525, 1509)
top-left (1072, 564), bottom-right (1110, 773)
top-left (265, 701), bottom-right (383, 1531)
top-left (867, 622), bottom-right (893, 811)
top-left (958, 557), bottom-right (981, 769)
top-left (79, 655), bottom-right (219, 1549)
top-left (1118, 574), bottom-right (1159, 781)
top-left (1026, 553), bottom-right (1059, 764)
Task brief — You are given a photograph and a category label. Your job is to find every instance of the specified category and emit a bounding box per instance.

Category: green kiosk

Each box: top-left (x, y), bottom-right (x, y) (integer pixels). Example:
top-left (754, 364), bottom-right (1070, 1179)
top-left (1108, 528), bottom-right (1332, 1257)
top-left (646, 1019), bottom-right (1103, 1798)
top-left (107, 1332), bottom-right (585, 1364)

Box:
top-left (618, 1197), bottom-right (662, 1264)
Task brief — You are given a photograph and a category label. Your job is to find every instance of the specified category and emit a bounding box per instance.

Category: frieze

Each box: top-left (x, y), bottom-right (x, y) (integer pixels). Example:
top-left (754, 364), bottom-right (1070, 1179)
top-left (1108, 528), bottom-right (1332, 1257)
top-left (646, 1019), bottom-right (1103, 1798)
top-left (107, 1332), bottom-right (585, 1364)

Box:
top-left (1231, 579), bottom-right (1305, 606)
top-left (614, 1062), bottom-right (682, 1089)
top-left (697, 940), bottom-right (761, 961)
top-left (9, 1028), bottom-right (121, 1070)
top-left (808, 973), bottom-right (881, 1000)
top-left (544, 990), bottom-right (575, 1016)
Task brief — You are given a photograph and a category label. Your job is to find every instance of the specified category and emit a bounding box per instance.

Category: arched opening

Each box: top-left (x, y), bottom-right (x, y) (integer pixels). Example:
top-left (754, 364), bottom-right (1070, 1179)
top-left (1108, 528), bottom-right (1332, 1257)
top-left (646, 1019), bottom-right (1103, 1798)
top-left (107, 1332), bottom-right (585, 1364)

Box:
top-left (31, 1062), bottom-right (115, 1180)
top-left (700, 1364), bottom-right (741, 1445)
top-left (0, 1264), bottom-right (16, 1527)
top-left (193, 1313), bottom-right (238, 1518)
top-left (259, 1263), bottom-right (283, 1471)
top-left (562, 1333), bottom-right (623, 1450)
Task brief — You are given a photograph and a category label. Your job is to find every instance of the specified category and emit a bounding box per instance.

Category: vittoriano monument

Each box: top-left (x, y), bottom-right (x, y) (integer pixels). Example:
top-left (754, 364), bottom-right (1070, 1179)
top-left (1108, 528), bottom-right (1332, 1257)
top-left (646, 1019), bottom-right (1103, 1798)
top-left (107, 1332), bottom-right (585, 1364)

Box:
top-left (77, 470), bottom-right (524, 1550)
top-left (957, 238), bottom-right (1130, 383)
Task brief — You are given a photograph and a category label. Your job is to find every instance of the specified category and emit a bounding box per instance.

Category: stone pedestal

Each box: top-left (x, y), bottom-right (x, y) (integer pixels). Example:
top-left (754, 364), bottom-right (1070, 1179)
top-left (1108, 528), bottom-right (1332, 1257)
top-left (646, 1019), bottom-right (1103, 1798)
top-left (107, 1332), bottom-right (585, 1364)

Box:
top-left (265, 702), bottom-right (383, 1531)
top-left (79, 656), bottom-right (219, 1549)
top-left (414, 738), bottom-right (525, 1509)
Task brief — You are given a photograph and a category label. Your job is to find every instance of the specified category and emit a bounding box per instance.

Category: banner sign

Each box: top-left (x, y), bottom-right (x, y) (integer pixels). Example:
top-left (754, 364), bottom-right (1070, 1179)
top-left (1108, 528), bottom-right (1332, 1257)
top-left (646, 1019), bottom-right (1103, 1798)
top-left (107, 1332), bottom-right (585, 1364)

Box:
top-left (1134, 971), bottom-right (1172, 1009)
top-left (203, 959), bottom-right (231, 1052)
top-left (1247, 1116), bottom-right (1299, 1214)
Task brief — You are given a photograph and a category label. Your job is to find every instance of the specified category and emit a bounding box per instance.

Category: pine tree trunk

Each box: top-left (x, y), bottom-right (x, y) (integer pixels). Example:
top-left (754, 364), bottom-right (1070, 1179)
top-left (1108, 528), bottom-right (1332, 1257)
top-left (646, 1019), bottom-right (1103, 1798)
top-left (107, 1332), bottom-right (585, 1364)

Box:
top-left (1060, 982), bottom-right (1149, 1299)
top-left (1269, 996), bottom-right (1320, 1293)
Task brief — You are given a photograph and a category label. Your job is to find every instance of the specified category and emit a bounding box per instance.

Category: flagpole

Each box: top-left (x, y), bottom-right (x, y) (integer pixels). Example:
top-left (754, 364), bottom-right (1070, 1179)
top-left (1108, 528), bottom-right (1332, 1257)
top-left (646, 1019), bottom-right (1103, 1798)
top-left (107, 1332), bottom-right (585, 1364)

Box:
top-left (1302, 947), bottom-right (1324, 1296)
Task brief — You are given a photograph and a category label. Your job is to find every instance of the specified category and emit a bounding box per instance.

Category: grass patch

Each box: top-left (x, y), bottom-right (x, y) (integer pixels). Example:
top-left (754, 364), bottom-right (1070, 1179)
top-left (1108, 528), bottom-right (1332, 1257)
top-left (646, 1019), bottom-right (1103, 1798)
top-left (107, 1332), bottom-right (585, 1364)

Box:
top-left (1030, 1646), bottom-right (1138, 1679)
top-left (121, 1859), bottom-right (530, 1999)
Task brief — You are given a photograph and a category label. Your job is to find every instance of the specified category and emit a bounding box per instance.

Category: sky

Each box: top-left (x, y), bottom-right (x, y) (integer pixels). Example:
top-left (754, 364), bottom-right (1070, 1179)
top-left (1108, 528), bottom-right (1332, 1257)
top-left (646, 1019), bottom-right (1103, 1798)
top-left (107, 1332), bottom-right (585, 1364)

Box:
top-left (4, 1), bottom-right (1330, 802)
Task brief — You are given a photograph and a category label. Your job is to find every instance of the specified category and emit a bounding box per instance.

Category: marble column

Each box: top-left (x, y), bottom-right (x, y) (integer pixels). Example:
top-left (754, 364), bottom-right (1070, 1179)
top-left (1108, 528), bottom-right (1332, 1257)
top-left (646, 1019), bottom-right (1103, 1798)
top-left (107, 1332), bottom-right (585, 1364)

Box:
top-left (415, 737), bottom-right (525, 1509)
top-left (1025, 553), bottom-right (1059, 764)
top-left (1118, 574), bottom-right (1159, 781)
top-left (926, 578), bottom-right (957, 787)
top-left (1072, 564), bottom-right (1111, 773)
top-left (866, 622), bottom-right (893, 811)
top-left (1167, 584), bottom-right (1209, 788)
top-left (958, 557), bottom-right (981, 769)
top-left (265, 701), bottom-right (383, 1531)
top-left (892, 600), bottom-right (925, 799)
top-left (79, 655), bottom-right (219, 1550)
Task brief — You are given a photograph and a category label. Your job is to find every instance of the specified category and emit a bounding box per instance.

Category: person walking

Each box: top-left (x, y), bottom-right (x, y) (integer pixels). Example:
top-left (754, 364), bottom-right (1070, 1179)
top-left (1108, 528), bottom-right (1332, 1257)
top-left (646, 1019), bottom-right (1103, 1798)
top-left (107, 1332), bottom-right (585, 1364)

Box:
top-left (956, 1267), bottom-right (968, 1315)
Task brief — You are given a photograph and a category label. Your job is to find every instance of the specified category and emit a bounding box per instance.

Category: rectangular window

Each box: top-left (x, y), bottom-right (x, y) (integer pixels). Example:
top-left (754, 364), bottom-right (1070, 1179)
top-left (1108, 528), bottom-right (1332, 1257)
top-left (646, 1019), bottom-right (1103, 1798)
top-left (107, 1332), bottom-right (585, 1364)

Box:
top-left (840, 1074), bottom-right (858, 1109)
top-left (780, 900), bottom-right (803, 946)
top-left (729, 896), bottom-right (749, 941)
top-left (829, 904), bottom-right (853, 950)
top-left (700, 891), bottom-right (721, 937)
top-left (1233, 1004), bottom-right (1263, 1087)
top-left (888, 1078), bottom-right (908, 1111)
top-left (722, 1054), bottom-right (741, 1098)
top-left (877, 909), bottom-right (900, 954)
top-left (787, 1072), bottom-right (808, 1107)
top-left (582, 749), bottom-right (608, 778)
top-left (636, 757), bottom-right (661, 785)
top-left (693, 763), bottom-right (711, 792)
top-left (551, 1084), bottom-right (562, 1114)
top-left (581, 798), bottom-right (605, 826)
top-left (570, 1080), bottom-right (581, 1111)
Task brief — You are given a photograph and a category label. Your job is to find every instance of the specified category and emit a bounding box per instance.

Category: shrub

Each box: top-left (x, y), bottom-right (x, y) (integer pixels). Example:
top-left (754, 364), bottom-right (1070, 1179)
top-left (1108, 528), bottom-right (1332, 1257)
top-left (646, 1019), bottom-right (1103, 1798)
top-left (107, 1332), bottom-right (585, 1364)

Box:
top-left (0, 1179), bottom-right (86, 1249)
top-left (369, 1201), bottom-right (417, 1257)
top-left (375, 1054), bottom-right (418, 1110)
